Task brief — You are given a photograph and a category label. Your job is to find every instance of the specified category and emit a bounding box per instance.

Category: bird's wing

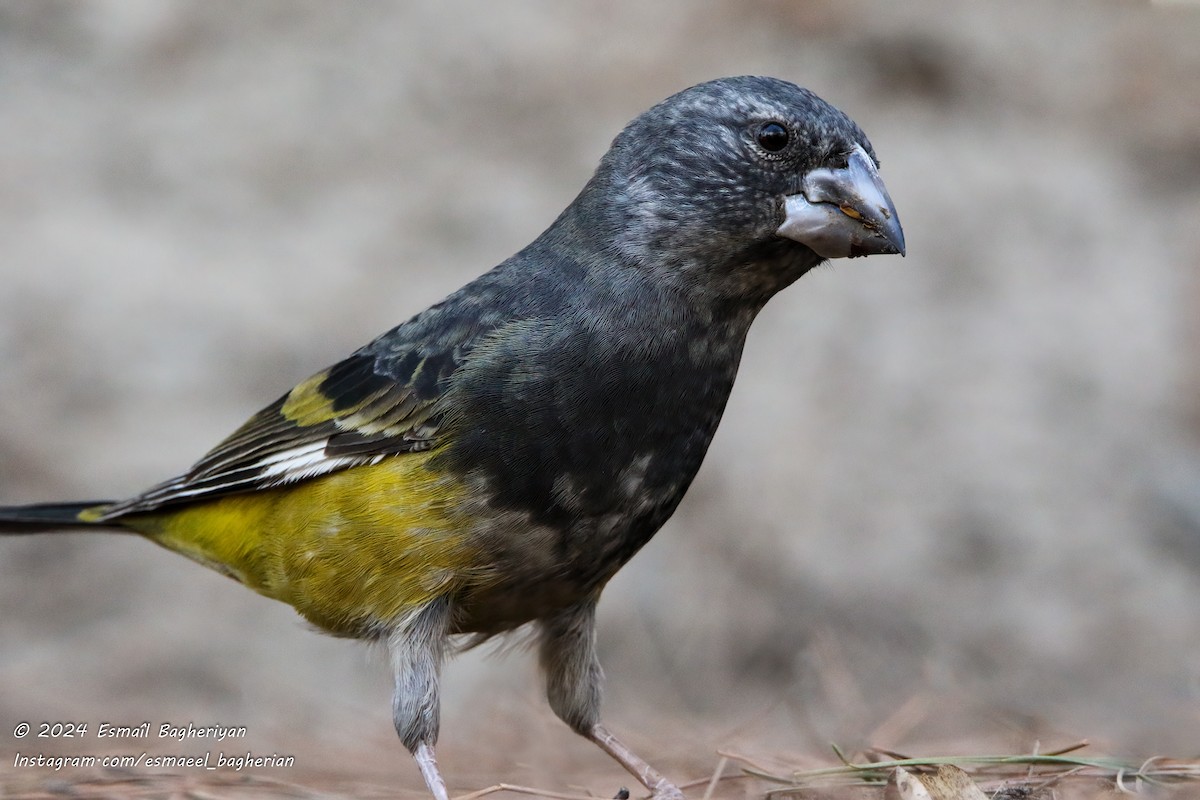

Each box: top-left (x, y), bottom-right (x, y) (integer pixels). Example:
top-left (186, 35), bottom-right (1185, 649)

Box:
top-left (98, 345), bottom-right (464, 519)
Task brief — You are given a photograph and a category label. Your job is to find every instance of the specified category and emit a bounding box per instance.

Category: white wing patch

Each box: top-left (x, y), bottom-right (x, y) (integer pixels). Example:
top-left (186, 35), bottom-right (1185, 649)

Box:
top-left (95, 438), bottom-right (387, 520)
top-left (250, 440), bottom-right (387, 485)
top-left (257, 440), bottom-right (332, 479)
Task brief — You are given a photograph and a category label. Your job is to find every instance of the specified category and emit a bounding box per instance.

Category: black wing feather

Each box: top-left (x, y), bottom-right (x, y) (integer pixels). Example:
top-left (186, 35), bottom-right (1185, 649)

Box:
top-left (96, 344), bottom-right (462, 519)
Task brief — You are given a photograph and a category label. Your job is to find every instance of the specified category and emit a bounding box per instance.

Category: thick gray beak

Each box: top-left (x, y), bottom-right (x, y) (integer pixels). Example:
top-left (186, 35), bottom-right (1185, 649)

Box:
top-left (776, 145), bottom-right (905, 258)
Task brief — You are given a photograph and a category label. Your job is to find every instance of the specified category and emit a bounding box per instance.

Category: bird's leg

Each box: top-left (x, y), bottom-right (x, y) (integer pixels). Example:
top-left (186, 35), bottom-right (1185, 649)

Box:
top-left (538, 598), bottom-right (684, 800)
top-left (587, 723), bottom-right (683, 800)
top-left (388, 598), bottom-right (452, 800)
top-left (413, 742), bottom-right (450, 800)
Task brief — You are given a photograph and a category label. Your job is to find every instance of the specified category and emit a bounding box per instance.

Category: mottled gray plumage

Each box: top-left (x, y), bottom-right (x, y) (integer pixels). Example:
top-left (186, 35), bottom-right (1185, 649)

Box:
top-left (0, 76), bottom-right (904, 799)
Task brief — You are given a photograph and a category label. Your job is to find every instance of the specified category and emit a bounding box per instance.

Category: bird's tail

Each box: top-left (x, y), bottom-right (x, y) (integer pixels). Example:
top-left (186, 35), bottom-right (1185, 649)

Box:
top-left (0, 501), bottom-right (119, 534)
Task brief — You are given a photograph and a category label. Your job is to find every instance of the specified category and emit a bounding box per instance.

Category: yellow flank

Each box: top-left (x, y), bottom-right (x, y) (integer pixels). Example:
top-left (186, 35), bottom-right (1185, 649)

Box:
top-left (120, 451), bottom-right (482, 636)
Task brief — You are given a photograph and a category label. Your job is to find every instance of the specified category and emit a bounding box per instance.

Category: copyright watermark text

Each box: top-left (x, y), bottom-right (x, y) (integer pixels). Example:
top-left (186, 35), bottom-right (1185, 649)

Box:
top-left (13, 721), bottom-right (248, 741)
top-left (13, 750), bottom-right (295, 771)
top-left (9, 721), bottom-right (293, 772)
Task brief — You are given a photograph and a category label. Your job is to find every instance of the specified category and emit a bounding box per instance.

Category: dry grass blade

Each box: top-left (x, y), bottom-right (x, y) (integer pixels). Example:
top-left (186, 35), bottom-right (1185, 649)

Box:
top-left (453, 783), bottom-right (609, 800)
top-left (699, 755), bottom-right (729, 800)
top-left (718, 745), bottom-right (1200, 796)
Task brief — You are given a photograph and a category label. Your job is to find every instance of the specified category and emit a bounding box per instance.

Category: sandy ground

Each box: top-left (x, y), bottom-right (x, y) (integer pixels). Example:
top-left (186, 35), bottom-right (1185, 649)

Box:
top-left (1, 2), bottom-right (1200, 798)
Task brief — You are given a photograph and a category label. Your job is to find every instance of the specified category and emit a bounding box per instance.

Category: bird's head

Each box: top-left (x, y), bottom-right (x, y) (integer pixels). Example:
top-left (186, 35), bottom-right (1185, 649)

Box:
top-left (577, 76), bottom-right (905, 305)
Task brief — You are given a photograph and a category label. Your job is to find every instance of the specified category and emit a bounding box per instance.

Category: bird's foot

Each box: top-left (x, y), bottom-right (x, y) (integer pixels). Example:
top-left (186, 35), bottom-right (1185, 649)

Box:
top-left (647, 779), bottom-right (685, 800)
top-left (588, 724), bottom-right (685, 800)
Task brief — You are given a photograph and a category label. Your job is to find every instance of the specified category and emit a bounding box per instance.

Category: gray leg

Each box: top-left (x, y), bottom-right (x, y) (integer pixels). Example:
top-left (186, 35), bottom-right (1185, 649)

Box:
top-left (389, 598), bottom-right (452, 800)
top-left (538, 598), bottom-right (684, 800)
top-left (539, 596), bottom-right (603, 734)
top-left (588, 724), bottom-right (684, 800)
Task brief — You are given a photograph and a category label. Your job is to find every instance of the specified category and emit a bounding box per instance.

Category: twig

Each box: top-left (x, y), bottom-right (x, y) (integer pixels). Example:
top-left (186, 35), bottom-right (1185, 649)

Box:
top-left (732, 746), bottom-right (1200, 796)
top-left (454, 783), bottom-right (605, 800)
top-left (700, 756), bottom-right (728, 800)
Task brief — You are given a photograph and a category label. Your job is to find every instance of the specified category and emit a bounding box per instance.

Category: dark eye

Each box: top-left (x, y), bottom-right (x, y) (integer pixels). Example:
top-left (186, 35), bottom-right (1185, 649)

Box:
top-left (756, 122), bottom-right (790, 153)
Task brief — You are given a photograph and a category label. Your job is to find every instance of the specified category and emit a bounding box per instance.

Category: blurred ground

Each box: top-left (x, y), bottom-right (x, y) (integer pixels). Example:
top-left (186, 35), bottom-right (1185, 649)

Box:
top-left (1, 1), bottom-right (1199, 798)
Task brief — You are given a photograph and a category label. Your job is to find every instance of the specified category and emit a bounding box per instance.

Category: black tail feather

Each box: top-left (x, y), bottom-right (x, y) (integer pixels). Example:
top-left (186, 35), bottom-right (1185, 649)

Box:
top-left (0, 501), bottom-right (116, 534)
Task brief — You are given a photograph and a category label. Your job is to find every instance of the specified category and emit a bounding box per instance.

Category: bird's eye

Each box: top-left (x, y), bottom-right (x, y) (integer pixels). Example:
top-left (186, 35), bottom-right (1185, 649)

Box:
top-left (756, 122), bottom-right (790, 153)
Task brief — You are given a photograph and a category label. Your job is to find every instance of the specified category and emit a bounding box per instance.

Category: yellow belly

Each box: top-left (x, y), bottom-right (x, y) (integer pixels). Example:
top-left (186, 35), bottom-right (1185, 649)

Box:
top-left (121, 452), bottom-right (483, 636)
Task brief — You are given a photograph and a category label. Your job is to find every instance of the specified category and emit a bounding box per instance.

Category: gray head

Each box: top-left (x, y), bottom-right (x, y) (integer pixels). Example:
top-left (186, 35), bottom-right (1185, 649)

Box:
top-left (564, 76), bottom-right (904, 306)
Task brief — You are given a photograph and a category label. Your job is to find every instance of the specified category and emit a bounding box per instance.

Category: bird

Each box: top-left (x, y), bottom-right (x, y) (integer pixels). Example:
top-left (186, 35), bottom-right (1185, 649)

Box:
top-left (0, 76), bottom-right (904, 800)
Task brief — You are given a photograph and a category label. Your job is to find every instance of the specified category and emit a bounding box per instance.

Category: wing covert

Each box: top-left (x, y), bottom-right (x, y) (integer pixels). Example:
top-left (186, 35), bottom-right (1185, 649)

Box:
top-left (98, 348), bottom-right (459, 519)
